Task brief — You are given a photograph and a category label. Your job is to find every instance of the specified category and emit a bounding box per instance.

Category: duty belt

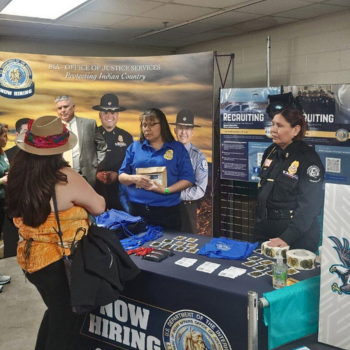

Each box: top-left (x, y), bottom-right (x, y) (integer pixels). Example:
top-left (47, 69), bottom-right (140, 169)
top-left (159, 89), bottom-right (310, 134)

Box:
top-left (266, 209), bottom-right (294, 220)
top-left (182, 200), bottom-right (198, 205)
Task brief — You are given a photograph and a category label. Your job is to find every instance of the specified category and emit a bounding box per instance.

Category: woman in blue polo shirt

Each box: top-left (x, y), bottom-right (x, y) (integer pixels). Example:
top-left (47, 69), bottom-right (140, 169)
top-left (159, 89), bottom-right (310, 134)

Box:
top-left (119, 108), bottom-right (194, 230)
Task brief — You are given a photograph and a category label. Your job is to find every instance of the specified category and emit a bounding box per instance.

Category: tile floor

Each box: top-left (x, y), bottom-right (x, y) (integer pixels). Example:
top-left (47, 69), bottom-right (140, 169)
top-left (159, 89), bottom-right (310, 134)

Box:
top-left (0, 256), bottom-right (45, 350)
top-left (0, 253), bottom-right (343, 350)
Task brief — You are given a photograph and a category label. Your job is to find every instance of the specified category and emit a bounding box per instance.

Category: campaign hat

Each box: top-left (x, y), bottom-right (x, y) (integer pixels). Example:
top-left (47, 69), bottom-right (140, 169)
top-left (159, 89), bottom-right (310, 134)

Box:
top-left (169, 109), bottom-right (201, 127)
top-left (16, 116), bottom-right (77, 156)
top-left (92, 93), bottom-right (126, 112)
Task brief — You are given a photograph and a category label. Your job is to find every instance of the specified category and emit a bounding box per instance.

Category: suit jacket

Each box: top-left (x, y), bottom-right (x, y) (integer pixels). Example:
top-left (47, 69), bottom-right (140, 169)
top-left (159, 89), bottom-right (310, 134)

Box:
top-left (75, 116), bottom-right (107, 186)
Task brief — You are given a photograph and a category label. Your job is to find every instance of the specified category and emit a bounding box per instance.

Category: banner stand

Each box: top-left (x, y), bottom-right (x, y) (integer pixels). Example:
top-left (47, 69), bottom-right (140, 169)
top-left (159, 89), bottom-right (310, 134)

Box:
top-left (212, 52), bottom-right (235, 237)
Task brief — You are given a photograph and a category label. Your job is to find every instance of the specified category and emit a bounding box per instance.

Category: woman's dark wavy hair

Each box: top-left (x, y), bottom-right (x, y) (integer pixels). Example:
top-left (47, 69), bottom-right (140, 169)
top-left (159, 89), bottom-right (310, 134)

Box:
top-left (276, 107), bottom-right (307, 141)
top-left (6, 150), bottom-right (69, 227)
top-left (139, 108), bottom-right (175, 143)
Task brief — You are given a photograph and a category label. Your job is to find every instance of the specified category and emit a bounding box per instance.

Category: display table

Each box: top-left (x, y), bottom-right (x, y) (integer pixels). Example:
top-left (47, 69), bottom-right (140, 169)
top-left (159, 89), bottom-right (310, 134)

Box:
top-left (77, 232), bottom-right (320, 350)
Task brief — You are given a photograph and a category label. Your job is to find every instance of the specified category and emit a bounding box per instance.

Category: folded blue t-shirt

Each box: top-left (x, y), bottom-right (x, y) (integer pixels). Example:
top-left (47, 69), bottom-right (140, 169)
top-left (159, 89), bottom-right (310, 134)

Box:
top-left (198, 237), bottom-right (258, 260)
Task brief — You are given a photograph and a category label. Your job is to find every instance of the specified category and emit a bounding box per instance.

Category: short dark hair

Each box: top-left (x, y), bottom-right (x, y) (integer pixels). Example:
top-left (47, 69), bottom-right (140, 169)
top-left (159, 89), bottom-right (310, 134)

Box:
top-left (139, 108), bottom-right (174, 143)
top-left (6, 151), bottom-right (69, 227)
top-left (277, 107), bottom-right (306, 141)
top-left (15, 118), bottom-right (30, 133)
top-left (0, 123), bottom-right (8, 136)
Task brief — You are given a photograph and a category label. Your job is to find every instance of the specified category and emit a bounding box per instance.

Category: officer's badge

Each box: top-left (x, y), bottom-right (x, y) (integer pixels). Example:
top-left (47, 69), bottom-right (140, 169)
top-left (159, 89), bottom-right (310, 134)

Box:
top-left (164, 150), bottom-right (173, 160)
top-left (118, 135), bottom-right (124, 142)
top-left (0, 58), bottom-right (35, 99)
top-left (288, 161), bottom-right (299, 175)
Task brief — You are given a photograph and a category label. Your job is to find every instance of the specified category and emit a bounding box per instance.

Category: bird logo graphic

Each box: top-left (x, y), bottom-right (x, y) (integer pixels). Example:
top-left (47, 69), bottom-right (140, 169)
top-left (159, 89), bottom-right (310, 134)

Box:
top-left (329, 236), bottom-right (350, 295)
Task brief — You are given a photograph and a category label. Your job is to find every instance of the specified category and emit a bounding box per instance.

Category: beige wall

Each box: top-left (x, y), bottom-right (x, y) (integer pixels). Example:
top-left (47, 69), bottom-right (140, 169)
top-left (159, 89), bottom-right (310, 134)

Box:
top-left (177, 10), bottom-right (350, 90)
top-left (2, 9), bottom-right (350, 88)
top-left (0, 35), bottom-right (173, 57)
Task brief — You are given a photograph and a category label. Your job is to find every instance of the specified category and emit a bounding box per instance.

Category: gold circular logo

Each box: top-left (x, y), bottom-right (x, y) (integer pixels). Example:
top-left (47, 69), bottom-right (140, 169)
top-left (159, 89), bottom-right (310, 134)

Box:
top-left (164, 150), bottom-right (173, 160)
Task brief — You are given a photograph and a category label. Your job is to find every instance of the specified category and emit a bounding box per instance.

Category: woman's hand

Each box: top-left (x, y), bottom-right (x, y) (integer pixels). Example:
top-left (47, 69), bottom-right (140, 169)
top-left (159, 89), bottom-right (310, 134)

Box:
top-left (133, 175), bottom-right (153, 189)
top-left (145, 181), bottom-right (164, 194)
top-left (1, 174), bottom-right (8, 186)
top-left (267, 237), bottom-right (288, 248)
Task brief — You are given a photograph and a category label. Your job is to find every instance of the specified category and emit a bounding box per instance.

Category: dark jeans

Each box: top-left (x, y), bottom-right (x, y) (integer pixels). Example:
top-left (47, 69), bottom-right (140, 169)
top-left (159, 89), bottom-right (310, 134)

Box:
top-left (129, 202), bottom-right (181, 230)
top-left (95, 179), bottom-right (123, 211)
top-left (26, 260), bottom-right (80, 350)
top-left (180, 201), bottom-right (198, 233)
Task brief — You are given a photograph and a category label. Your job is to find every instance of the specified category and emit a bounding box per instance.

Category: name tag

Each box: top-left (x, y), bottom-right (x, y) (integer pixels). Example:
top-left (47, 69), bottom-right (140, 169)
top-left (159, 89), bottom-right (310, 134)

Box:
top-left (283, 170), bottom-right (298, 180)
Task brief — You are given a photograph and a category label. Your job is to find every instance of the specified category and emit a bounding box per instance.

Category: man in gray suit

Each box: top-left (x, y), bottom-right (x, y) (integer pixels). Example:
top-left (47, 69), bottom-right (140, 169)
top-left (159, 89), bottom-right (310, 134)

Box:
top-left (55, 95), bottom-right (107, 186)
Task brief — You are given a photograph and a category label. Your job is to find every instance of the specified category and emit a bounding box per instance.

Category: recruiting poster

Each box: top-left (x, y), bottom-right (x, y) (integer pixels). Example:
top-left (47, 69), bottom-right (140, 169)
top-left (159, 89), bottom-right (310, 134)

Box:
top-left (0, 51), bottom-right (213, 235)
top-left (220, 85), bottom-right (350, 185)
top-left (284, 85), bottom-right (350, 185)
top-left (220, 87), bottom-right (280, 182)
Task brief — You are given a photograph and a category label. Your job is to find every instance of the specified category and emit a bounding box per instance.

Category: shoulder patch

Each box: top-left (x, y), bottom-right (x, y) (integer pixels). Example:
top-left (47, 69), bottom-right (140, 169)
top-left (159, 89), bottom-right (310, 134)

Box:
top-left (200, 158), bottom-right (208, 172)
top-left (307, 165), bottom-right (321, 183)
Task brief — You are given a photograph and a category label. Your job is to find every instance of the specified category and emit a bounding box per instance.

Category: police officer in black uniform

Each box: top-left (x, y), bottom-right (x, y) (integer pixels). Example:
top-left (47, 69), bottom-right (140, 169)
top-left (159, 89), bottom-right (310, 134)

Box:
top-left (253, 107), bottom-right (325, 252)
top-left (93, 93), bottom-right (133, 210)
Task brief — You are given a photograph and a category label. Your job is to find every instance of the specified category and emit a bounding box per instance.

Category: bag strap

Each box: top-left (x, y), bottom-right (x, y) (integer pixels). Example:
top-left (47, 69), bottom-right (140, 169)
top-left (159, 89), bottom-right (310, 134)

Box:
top-left (52, 186), bottom-right (68, 258)
top-left (52, 186), bottom-right (86, 257)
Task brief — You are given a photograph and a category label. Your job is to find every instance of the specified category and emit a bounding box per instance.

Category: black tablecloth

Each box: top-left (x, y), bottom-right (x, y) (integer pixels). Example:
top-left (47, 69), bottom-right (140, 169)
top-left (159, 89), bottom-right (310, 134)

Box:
top-left (78, 232), bottom-right (320, 350)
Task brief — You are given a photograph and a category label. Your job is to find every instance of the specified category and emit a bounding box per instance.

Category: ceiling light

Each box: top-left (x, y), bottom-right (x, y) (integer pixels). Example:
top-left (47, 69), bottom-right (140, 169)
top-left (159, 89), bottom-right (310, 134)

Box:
top-left (0, 0), bottom-right (89, 20)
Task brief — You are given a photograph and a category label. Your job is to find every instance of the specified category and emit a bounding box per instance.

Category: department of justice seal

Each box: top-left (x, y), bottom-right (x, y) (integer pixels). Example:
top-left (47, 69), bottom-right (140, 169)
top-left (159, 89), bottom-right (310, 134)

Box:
top-left (0, 59), bottom-right (35, 99)
top-left (163, 310), bottom-right (231, 350)
top-left (335, 129), bottom-right (348, 142)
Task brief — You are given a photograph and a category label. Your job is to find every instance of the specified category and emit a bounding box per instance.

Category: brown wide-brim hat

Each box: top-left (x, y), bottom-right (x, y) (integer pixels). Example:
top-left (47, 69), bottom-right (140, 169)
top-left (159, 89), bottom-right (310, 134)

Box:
top-left (16, 115), bottom-right (78, 156)
top-left (92, 93), bottom-right (126, 112)
top-left (169, 109), bottom-right (201, 127)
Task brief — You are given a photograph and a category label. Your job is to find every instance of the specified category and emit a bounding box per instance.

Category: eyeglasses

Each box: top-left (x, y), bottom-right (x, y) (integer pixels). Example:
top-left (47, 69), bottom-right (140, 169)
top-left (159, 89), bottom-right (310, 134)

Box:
top-left (141, 122), bottom-right (160, 129)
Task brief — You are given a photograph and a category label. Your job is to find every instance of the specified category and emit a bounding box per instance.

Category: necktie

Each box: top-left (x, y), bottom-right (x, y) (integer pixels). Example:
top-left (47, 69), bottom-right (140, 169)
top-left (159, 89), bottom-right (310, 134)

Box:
top-left (277, 148), bottom-right (285, 160)
top-left (63, 122), bottom-right (74, 167)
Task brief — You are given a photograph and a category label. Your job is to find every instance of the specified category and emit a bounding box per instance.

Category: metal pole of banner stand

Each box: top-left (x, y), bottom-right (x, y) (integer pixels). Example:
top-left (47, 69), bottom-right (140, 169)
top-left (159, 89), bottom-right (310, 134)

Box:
top-left (266, 36), bottom-right (271, 87)
top-left (231, 53), bottom-right (235, 87)
top-left (212, 52), bottom-right (235, 237)
top-left (248, 293), bottom-right (270, 350)
top-left (248, 291), bottom-right (259, 350)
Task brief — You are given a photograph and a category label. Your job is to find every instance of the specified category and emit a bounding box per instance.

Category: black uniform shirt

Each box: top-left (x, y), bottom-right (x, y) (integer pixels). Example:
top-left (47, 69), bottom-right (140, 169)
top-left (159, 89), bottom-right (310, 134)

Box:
top-left (258, 140), bottom-right (325, 244)
top-left (98, 126), bottom-right (133, 172)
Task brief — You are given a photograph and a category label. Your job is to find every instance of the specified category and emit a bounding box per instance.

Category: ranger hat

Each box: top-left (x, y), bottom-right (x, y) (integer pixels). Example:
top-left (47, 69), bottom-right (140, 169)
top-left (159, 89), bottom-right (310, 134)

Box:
top-left (169, 109), bottom-right (201, 127)
top-left (92, 93), bottom-right (126, 112)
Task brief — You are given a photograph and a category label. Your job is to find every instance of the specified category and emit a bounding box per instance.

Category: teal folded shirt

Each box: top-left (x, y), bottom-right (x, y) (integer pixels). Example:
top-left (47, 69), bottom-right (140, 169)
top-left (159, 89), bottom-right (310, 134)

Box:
top-left (263, 275), bottom-right (320, 349)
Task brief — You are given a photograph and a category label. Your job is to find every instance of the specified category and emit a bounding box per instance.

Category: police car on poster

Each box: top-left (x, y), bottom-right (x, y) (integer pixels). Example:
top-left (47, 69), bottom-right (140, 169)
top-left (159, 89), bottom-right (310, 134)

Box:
top-left (163, 310), bottom-right (231, 350)
top-left (0, 58), bottom-right (35, 99)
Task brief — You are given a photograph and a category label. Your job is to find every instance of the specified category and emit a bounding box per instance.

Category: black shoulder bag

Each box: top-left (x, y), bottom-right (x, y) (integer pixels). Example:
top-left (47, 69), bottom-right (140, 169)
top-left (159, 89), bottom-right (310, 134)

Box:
top-left (52, 187), bottom-right (86, 308)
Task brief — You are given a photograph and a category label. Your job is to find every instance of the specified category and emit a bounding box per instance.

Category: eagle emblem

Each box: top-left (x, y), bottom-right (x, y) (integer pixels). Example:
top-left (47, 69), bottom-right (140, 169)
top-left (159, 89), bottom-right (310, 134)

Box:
top-left (329, 236), bottom-right (350, 295)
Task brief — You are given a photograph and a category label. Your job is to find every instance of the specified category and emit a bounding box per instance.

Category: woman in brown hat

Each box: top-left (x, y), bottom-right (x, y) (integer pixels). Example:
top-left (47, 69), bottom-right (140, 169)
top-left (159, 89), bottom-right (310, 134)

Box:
top-left (6, 116), bottom-right (105, 350)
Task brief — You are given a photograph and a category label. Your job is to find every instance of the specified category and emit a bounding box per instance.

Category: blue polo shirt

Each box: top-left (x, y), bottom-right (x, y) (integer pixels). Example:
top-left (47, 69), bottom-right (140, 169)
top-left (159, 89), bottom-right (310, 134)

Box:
top-left (119, 140), bottom-right (194, 207)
